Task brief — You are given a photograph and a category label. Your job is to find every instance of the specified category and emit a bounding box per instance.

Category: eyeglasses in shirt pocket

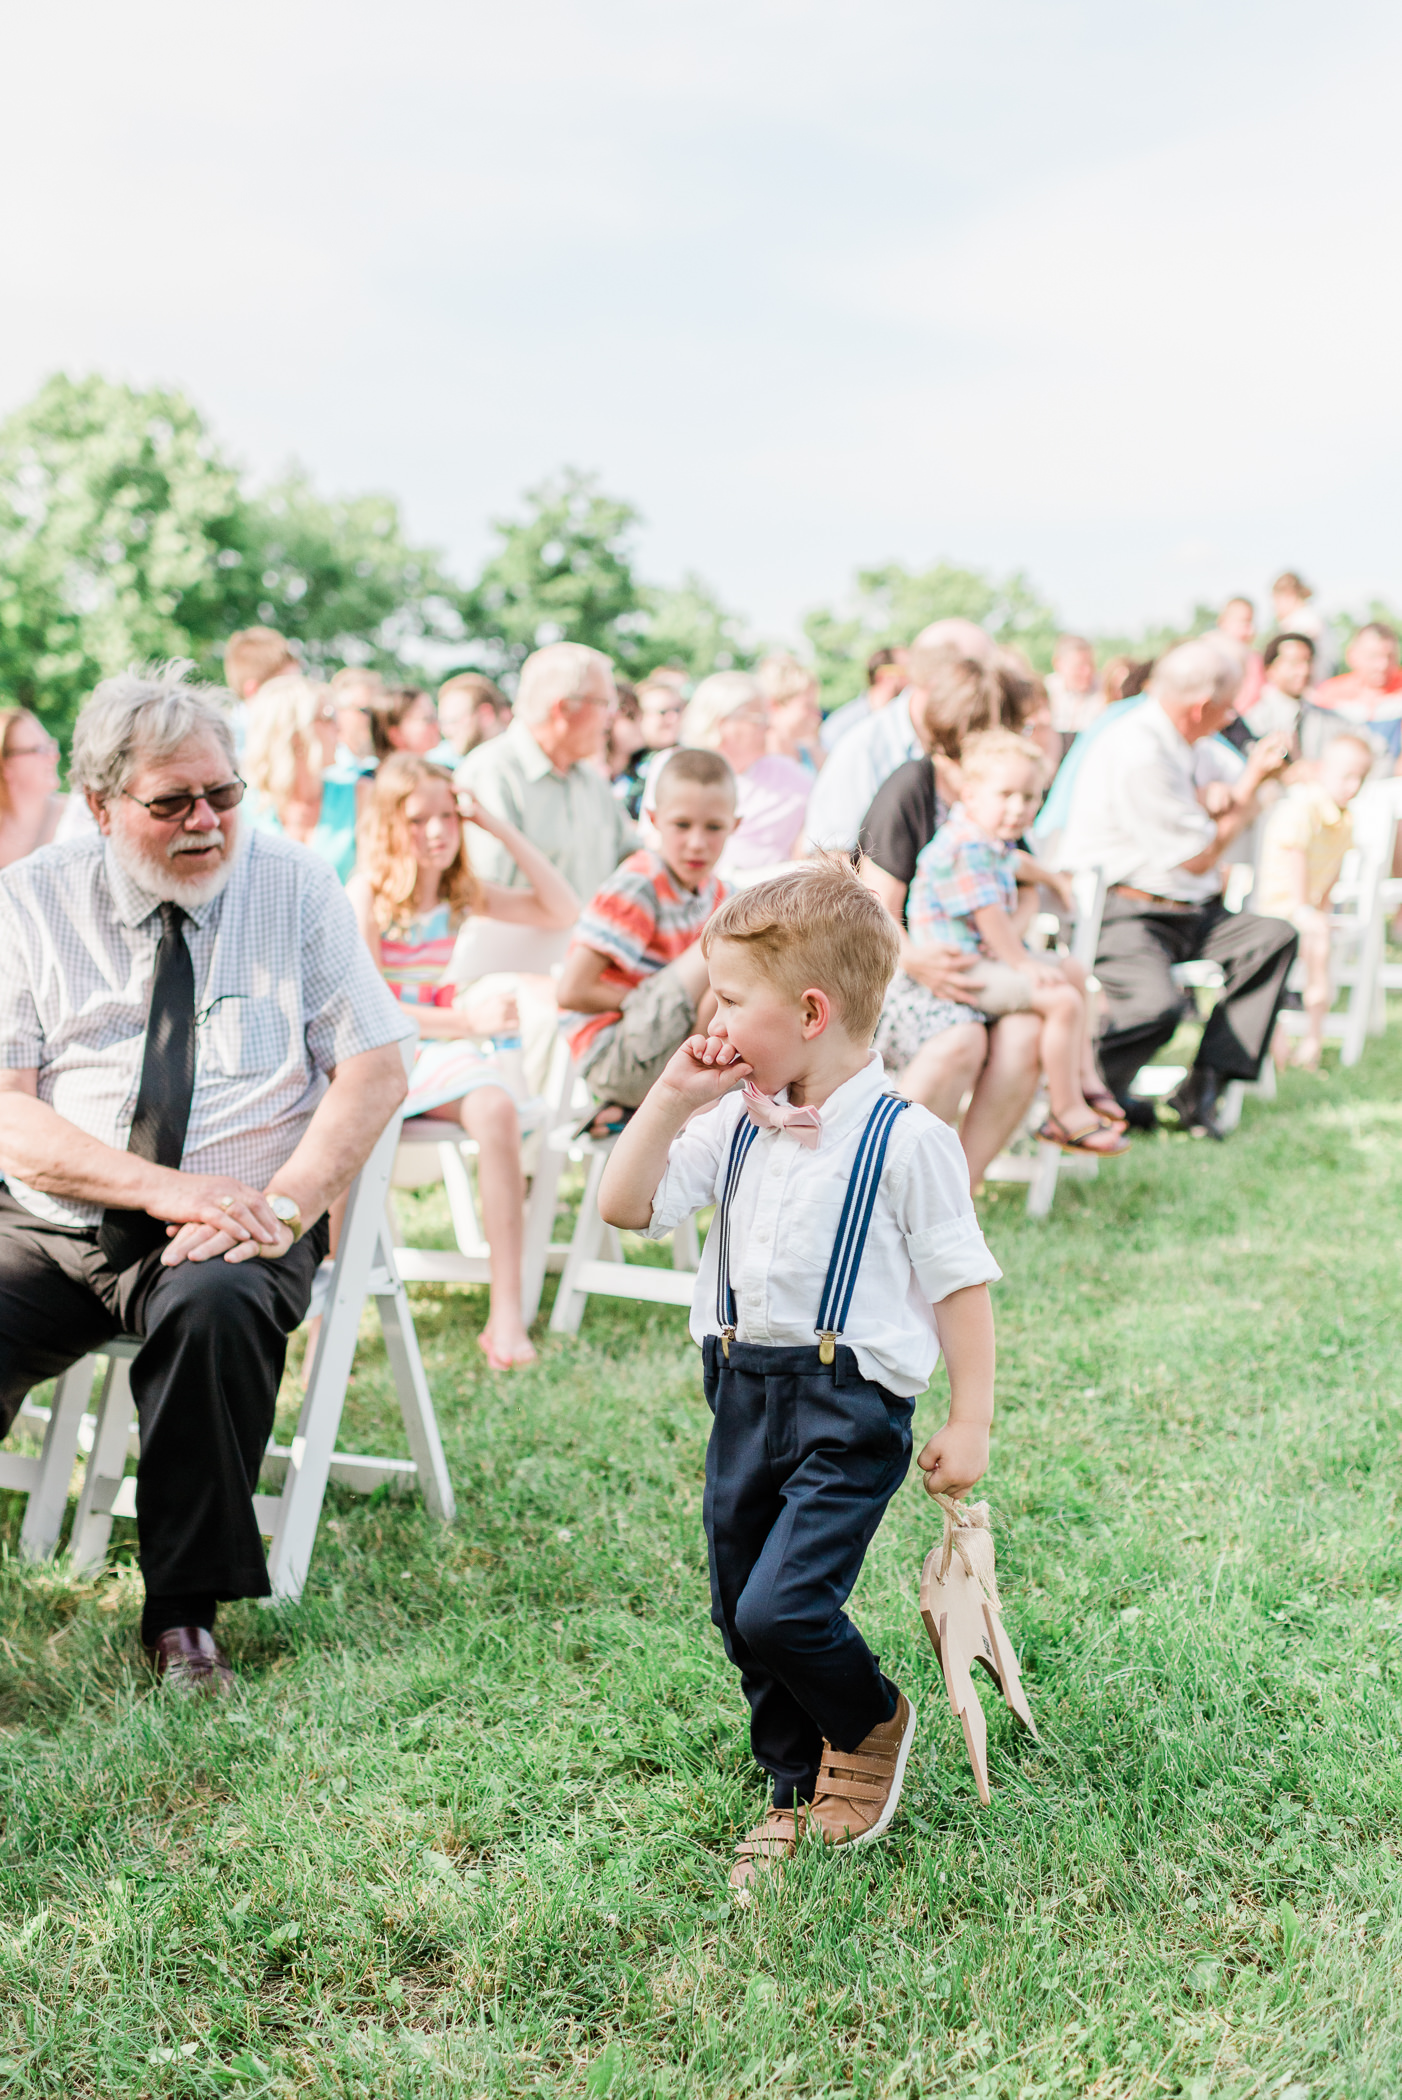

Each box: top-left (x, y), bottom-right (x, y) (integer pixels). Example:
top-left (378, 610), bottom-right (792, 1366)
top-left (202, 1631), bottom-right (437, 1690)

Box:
top-left (196, 993), bottom-right (296, 1078)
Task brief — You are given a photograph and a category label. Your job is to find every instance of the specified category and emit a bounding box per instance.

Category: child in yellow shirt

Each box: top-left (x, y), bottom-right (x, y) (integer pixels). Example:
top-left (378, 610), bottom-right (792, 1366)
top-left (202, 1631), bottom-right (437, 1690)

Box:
top-left (1255, 734), bottom-right (1372, 1067)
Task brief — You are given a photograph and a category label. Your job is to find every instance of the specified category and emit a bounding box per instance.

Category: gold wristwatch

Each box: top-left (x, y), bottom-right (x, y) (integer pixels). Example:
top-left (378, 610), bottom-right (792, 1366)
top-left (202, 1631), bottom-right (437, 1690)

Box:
top-left (267, 1194), bottom-right (303, 1241)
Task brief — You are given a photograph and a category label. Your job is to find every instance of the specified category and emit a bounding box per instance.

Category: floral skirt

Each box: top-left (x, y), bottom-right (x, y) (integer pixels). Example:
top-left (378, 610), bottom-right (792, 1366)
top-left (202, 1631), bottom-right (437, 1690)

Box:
top-left (404, 1040), bottom-right (515, 1118)
top-left (872, 972), bottom-right (987, 1076)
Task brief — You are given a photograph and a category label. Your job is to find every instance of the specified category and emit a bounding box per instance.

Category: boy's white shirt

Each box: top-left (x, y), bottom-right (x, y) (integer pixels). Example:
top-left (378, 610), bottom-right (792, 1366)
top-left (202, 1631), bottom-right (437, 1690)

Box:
top-left (645, 1052), bottom-right (1001, 1397)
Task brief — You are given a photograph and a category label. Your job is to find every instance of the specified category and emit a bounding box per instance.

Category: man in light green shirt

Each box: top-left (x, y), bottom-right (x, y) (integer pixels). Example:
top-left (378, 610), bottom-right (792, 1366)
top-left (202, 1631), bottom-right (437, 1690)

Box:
top-left (455, 643), bottom-right (637, 898)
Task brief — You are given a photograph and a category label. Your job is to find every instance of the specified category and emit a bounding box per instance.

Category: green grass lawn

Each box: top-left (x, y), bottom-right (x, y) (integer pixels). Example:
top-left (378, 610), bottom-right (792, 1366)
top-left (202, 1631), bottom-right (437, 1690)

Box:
top-left (3, 1033), bottom-right (1402, 2099)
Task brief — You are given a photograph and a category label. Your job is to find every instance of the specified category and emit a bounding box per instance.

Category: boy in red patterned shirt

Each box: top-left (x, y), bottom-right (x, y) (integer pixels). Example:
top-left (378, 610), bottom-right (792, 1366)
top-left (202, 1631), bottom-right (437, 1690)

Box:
top-left (558, 750), bottom-right (737, 1119)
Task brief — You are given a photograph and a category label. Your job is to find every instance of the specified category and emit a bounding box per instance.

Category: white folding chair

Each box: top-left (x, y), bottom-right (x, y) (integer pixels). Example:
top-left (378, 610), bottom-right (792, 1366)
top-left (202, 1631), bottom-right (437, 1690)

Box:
top-left (982, 866), bottom-right (1108, 1219)
top-left (1271, 791), bottom-right (1399, 1069)
top-left (386, 1034), bottom-right (575, 1324)
top-left (10, 1045), bottom-right (454, 1602)
top-left (1, 1356), bottom-right (107, 1562)
top-left (547, 1067), bottom-right (700, 1336)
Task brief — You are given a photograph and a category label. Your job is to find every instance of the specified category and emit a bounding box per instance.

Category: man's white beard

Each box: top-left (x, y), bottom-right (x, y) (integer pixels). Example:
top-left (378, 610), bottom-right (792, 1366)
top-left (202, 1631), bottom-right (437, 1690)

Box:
top-left (107, 821), bottom-right (241, 908)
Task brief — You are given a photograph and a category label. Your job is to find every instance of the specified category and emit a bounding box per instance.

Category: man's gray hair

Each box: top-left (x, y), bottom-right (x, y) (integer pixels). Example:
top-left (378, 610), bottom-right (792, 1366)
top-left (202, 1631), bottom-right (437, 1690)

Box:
top-left (71, 662), bottom-right (236, 802)
top-left (514, 642), bottom-right (616, 727)
top-left (1150, 635), bottom-right (1245, 709)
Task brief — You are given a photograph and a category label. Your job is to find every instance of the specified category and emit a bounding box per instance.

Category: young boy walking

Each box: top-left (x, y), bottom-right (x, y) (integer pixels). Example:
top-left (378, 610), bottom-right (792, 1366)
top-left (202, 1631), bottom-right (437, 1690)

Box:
top-left (599, 860), bottom-right (1001, 1893)
top-left (558, 750), bottom-right (738, 1129)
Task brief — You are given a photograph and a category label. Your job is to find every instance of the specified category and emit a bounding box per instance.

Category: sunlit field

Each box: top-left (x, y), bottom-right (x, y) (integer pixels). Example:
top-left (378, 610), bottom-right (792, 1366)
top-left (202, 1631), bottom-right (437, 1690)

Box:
top-left (2, 1027), bottom-right (1401, 2098)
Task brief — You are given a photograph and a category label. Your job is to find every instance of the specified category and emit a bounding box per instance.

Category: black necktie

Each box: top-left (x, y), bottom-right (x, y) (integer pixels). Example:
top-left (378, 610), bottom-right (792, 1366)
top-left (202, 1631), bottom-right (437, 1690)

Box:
top-left (99, 903), bottom-right (196, 1272)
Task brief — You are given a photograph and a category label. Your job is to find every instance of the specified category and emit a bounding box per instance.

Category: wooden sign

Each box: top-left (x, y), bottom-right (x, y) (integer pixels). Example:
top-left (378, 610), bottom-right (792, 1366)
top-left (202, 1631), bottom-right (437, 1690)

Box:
top-left (919, 1493), bottom-right (1037, 1805)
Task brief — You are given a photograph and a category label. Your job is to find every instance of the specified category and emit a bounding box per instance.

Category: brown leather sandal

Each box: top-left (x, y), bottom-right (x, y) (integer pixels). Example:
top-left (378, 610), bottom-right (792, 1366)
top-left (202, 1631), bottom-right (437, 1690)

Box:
top-left (729, 1807), bottom-right (804, 1900)
top-left (1082, 1086), bottom-right (1128, 1127)
top-left (1037, 1113), bottom-right (1130, 1156)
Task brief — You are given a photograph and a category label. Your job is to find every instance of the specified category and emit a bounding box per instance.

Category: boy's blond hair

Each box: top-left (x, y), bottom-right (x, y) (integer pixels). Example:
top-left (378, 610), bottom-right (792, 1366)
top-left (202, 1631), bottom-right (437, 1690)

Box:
top-left (957, 726), bottom-right (1048, 787)
top-left (702, 855), bottom-right (898, 1042)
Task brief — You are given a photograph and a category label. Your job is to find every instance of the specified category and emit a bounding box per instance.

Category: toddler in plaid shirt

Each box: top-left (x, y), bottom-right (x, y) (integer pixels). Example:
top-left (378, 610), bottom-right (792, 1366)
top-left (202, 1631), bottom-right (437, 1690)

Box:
top-left (908, 730), bottom-right (1128, 1156)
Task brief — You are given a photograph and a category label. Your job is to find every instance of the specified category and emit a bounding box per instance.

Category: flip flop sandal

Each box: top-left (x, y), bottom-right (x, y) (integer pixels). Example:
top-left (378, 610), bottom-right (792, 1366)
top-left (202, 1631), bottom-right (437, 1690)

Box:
top-left (1083, 1087), bottom-right (1128, 1126)
top-left (1036, 1114), bottom-right (1130, 1156)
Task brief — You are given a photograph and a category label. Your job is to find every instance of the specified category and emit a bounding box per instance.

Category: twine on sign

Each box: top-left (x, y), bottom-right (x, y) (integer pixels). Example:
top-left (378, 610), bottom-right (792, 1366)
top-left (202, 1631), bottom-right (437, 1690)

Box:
top-left (932, 1491), bottom-right (1000, 1608)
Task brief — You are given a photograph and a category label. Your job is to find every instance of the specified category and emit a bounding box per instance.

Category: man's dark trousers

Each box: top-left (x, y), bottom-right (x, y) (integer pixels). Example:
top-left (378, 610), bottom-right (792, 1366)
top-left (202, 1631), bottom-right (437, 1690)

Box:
top-left (1093, 893), bottom-right (1299, 1099)
top-left (0, 1191), bottom-right (328, 1599)
top-left (702, 1335), bottom-right (911, 1808)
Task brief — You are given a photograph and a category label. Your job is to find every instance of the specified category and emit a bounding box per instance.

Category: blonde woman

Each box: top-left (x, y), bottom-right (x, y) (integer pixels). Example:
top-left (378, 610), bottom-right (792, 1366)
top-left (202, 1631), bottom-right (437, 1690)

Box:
top-left (667, 671), bottom-right (810, 878)
top-left (347, 755), bottom-right (578, 1369)
top-left (0, 709), bottom-right (66, 868)
top-left (758, 652), bottom-right (824, 774)
top-left (245, 673), bottom-right (366, 882)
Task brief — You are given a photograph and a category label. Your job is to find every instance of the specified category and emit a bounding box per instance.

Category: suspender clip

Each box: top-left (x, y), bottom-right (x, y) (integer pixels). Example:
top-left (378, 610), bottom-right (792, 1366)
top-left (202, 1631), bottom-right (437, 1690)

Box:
top-left (817, 1331), bottom-right (837, 1366)
top-left (721, 1326), bottom-right (734, 1360)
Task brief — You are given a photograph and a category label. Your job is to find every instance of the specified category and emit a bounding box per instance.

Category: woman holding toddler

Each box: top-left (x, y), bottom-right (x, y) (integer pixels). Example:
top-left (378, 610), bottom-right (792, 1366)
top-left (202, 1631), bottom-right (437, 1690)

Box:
top-left (906, 729), bottom-right (1128, 1156)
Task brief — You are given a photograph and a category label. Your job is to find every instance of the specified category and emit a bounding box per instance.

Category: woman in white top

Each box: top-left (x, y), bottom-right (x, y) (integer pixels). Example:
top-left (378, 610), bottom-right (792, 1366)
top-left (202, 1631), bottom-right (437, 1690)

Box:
top-left (0, 710), bottom-right (66, 869)
top-left (677, 672), bottom-right (811, 879)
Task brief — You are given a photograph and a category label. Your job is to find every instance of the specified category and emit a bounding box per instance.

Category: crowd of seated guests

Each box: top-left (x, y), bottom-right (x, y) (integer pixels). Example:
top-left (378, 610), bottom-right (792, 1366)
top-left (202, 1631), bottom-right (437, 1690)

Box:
top-left (5, 564), bottom-right (1397, 1368)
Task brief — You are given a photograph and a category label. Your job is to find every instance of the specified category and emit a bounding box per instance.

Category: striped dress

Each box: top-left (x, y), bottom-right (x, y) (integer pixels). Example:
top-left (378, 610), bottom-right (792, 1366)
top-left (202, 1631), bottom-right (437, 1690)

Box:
top-left (380, 902), bottom-right (513, 1117)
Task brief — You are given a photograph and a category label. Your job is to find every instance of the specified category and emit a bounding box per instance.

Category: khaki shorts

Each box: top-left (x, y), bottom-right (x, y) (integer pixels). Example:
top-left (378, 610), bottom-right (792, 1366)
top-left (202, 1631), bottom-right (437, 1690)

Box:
top-left (579, 960), bottom-right (699, 1107)
top-left (964, 960), bottom-right (1034, 1017)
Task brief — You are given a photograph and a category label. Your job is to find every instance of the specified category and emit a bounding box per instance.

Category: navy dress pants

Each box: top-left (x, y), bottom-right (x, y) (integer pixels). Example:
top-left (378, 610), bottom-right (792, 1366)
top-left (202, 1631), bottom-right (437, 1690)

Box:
top-left (702, 1335), bottom-right (913, 1806)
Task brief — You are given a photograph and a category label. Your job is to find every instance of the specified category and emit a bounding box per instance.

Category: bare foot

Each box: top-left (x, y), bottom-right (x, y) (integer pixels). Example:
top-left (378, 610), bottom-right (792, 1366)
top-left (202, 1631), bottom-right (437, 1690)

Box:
top-left (479, 1322), bottom-right (537, 1371)
top-left (1292, 1042), bottom-right (1323, 1072)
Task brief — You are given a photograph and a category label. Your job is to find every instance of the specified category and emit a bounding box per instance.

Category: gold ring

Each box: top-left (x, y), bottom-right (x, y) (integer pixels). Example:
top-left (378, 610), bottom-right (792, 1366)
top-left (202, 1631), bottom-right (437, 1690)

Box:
top-left (218, 1196), bottom-right (234, 1211)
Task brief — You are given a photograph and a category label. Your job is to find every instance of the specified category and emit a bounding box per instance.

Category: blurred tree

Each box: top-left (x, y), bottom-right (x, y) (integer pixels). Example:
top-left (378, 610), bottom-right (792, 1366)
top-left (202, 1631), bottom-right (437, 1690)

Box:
top-left (212, 472), bottom-right (460, 680)
top-left (803, 559), bottom-right (1061, 711)
top-left (0, 373), bottom-right (456, 742)
top-left (459, 468), bottom-right (750, 682)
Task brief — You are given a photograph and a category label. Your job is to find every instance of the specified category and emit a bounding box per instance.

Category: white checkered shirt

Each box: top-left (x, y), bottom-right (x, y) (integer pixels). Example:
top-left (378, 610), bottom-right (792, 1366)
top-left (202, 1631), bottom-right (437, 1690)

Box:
top-left (0, 830), bottom-right (413, 1227)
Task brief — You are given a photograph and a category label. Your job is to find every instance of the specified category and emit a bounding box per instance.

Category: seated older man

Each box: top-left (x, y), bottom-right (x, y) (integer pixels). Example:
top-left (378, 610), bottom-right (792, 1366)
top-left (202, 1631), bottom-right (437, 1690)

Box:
top-left (1061, 636), bottom-right (1295, 1139)
top-left (456, 641), bottom-right (636, 899)
top-left (0, 667), bottom-right (412, 1688)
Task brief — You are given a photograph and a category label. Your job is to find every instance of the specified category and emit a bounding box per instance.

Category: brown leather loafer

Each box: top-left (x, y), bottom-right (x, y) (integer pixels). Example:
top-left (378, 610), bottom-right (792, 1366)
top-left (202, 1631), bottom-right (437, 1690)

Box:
top-left (144, 1626), bottom-right (235, 1695)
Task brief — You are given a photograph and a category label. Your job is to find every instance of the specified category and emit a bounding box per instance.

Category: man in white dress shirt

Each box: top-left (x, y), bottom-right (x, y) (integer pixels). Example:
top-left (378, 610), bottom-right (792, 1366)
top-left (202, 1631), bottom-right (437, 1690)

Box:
top-left (1061, 636), bottom-right (1295, 1137)
top-left (0, 668), bottom-right (411, 1689)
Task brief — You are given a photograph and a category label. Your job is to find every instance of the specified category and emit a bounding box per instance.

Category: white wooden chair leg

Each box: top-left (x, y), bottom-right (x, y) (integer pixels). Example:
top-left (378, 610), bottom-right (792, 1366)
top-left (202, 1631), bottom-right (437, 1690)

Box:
top-left (371, 1231), bottom-right (455, 1525)
top-left (1025, 1139), bottom-right (1061, 1220)
top-left (17, 1354), bottom-right (99, 1561)
top-left (1216, 1081), bottom-right (1245, 1134)
top-left (520, 1118), bottom-right (569, 1325)
top-left (265, 1117), bottom-right (399, 1603)
top-left (69, 1354), bottom-right (138, 1574)
top-left (440, 1139), bottom-right (485, 1254)
top-left (1343, 910), bottom-right (1384, 1066)
top-left (549, 1150), bottom-right (611, 1335)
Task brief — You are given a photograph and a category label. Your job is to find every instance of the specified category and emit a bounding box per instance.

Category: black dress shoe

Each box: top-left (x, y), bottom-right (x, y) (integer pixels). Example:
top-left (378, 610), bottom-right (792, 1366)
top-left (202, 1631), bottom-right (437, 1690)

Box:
top-left (144, 1626), bottom-right (235, 1694)
top-left (1166, 1065), bottom-right (1225, 1141)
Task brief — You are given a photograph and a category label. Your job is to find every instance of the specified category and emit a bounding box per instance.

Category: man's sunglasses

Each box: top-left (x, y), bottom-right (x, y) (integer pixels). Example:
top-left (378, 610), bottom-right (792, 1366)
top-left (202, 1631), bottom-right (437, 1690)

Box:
top-left (122, 778), bottom-right (247, 823)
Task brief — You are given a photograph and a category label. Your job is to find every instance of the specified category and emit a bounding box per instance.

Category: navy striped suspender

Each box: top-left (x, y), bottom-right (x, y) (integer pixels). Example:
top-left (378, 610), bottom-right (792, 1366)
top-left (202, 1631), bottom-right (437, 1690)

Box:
top-left (713, 1093), bottom-right (909, 1367)
top-left (815, 1094), bottom-right (909, 1364)
top-left (715, 1113), bottom-right (760, 1356)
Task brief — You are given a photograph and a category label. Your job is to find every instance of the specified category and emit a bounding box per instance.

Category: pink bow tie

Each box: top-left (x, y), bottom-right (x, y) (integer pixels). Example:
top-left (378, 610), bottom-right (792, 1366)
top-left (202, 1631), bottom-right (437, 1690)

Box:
top-left (743, 1082), bottom-right (822, 1149)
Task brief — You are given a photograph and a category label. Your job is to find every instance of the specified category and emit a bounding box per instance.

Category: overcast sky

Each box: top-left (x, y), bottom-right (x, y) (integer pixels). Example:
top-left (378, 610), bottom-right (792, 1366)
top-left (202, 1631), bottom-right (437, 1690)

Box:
top-left (4, 1), bottom-right (1400, 645)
